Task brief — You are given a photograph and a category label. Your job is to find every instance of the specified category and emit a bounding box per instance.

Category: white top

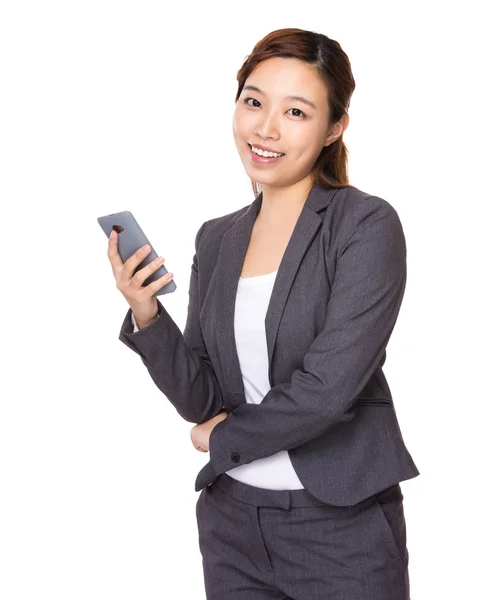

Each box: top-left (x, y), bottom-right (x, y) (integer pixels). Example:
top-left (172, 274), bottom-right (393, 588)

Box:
top-left (131, 269), bottom-right (304, 490)
top-left (226, 269), bottom-right (304, 489)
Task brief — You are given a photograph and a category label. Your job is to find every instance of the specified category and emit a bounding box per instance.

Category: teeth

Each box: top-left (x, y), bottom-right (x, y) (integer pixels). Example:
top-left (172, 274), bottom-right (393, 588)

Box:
top-left (251, 145), bottom-right (284, 158)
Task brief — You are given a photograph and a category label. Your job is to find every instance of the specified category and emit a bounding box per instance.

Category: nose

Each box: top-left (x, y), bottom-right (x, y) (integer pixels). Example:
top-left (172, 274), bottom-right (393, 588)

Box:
top-left (255, 109), bottom-right (280, 141)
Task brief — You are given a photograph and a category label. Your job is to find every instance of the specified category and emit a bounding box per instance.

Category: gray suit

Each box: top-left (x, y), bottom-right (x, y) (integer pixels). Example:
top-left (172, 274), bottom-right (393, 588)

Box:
top-left (118, 180), bottom-right (420, 507)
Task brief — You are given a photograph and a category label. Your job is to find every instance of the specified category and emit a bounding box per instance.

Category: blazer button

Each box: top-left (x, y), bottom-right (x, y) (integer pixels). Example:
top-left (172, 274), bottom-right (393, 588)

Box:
top-left (231, 452), bottom-right (240, 463)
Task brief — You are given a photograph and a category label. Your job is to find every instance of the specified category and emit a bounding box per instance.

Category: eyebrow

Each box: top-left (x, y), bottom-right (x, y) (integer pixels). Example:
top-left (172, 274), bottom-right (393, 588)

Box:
top-left (242, 85), bottom-right (317, 110)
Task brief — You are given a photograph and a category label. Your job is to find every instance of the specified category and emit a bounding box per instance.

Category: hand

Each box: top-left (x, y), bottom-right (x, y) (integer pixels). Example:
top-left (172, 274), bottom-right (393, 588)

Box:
top-left (107, 230), bottom-right (174, 325)
top-left (190, 411), bottom-right (228, 453)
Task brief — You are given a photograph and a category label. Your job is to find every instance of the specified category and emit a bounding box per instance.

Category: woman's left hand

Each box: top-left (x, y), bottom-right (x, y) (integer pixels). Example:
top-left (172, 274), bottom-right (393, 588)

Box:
top-left (190, 411), bottom-right (228, 452)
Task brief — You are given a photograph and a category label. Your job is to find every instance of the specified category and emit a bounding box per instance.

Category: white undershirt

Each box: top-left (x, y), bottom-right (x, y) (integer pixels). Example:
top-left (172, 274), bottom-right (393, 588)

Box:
top-left (225, 269), bottom-right (304, 490)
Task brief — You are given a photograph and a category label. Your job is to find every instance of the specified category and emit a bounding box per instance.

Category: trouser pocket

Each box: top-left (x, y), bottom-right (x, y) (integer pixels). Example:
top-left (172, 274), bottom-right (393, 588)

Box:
top-left (374, 484), bottom-right (409, 568)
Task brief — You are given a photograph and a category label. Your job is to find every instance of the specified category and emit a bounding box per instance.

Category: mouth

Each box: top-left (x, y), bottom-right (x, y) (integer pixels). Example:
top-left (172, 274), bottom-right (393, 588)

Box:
top-left (247, 143), bottom-right (286, 162)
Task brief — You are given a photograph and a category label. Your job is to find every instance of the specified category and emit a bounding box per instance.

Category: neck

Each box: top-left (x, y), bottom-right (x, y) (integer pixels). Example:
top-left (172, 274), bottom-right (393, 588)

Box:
top-left (258, 176), bottom-right (314, 225)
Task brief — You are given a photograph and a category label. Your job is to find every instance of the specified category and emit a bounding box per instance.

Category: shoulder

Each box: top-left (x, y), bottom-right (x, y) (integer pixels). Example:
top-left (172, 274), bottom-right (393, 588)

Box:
top-left (205, 204), bottom-right (250, 234)
top-left (195, 201), bottom-right (252, 244)
top-left (328, 186), bottom-right (403, 229)
top-left (194, 185), bottom-right (405, 252)
top-left (324, 186), bottom-right (405, 251)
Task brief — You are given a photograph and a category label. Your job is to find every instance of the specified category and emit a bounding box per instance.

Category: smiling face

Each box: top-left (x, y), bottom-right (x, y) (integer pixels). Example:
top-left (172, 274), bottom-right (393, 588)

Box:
top-left (233, 56), bottom-right (346, 190)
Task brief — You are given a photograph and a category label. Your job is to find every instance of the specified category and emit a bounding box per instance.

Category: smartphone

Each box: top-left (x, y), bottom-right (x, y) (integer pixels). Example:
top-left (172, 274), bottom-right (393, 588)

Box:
top-left (97, 210), bottom-right (176, 296)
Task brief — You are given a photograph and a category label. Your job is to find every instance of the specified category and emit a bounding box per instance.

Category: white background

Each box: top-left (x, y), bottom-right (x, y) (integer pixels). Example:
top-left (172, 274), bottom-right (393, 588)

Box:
top-left (1, 1), bottom-right (498, 598)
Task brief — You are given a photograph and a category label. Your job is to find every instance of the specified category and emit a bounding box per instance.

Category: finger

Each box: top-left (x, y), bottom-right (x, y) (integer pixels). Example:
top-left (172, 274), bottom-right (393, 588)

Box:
top-left (132, 255), bottom-right (167, 286)
top-left (122, 242), bottom-right (153, 279)
top-left (107, 230), bottom-right (124, 275)
top-left (144, 271), bottom-right (174, 295)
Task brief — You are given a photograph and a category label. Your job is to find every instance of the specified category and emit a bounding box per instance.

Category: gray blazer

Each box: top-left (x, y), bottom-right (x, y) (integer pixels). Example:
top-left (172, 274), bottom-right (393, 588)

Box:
top-left (118, 181), bottom-right (420, 506)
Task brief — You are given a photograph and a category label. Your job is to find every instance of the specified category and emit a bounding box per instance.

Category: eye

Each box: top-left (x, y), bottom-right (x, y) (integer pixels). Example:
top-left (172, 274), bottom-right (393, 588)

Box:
top-left (243, 97), bottom-right (261, 108)
top-left (287, 108), bottom-right (306, 118)
top-left (242, 97), bottom-right (307, 118)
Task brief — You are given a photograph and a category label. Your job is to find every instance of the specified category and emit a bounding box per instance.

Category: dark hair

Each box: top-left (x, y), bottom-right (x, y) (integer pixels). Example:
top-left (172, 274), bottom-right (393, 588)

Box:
top-left (235, 28), bottom-right (359, 196)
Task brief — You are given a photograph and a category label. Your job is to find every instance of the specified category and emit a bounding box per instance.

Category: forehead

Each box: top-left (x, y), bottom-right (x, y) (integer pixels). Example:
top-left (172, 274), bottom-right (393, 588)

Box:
top-left (245, 57), bottom-right (328, 107)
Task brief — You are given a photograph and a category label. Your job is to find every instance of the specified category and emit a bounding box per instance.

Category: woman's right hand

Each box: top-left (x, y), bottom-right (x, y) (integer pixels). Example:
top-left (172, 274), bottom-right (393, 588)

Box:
top-left (107, 230), bottom-right (174, 326)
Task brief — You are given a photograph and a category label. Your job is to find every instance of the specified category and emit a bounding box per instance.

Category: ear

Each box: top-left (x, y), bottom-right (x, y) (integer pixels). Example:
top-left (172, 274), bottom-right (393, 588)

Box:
top-left (324, 113), bottom-right (349, 148)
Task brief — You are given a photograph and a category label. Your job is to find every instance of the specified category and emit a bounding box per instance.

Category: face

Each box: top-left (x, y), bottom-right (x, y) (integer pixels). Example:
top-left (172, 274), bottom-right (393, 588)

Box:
top-left (232, 56), bottom-right (347, 190)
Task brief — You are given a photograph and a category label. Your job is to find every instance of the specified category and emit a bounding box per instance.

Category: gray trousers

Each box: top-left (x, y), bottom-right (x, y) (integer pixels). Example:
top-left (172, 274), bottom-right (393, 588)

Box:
top-left (195, 473), bottom-right (410, 600)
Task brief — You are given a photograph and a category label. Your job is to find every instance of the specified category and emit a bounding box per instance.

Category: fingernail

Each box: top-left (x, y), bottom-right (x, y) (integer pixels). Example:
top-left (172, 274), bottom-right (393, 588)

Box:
top-left (142, 245), bottom-right (150, 253)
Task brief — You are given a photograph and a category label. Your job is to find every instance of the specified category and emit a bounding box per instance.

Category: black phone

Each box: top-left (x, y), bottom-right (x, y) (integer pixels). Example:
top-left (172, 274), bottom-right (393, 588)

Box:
top-left (97, 210), bottom-right (176, 296)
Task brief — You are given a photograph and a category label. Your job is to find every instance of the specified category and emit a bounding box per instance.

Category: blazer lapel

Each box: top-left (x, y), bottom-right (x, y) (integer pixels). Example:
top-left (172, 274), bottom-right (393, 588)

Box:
top-left (214, 181), bottom-right (341, 410)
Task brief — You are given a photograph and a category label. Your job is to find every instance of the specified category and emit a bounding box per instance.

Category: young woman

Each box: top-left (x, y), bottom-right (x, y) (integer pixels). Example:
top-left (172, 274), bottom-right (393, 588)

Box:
top-left (108, 28), bottom-right (420, 600)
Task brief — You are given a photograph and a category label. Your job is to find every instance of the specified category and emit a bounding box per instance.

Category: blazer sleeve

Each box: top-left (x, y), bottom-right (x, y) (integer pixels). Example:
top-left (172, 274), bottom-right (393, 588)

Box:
top-left (117, 220), bottom-right (225, 424)
top-left (195, 197), bottom-right (407, 491)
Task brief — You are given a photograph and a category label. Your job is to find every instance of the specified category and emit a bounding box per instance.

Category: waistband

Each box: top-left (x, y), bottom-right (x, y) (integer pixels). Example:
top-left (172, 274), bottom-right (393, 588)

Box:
top-left (212, 473), bottom-right (331, 510)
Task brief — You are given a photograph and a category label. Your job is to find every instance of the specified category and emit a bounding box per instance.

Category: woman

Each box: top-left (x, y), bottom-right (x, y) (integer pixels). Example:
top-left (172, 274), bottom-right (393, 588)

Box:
top-left (108, 28), bottom-right (420, 600)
